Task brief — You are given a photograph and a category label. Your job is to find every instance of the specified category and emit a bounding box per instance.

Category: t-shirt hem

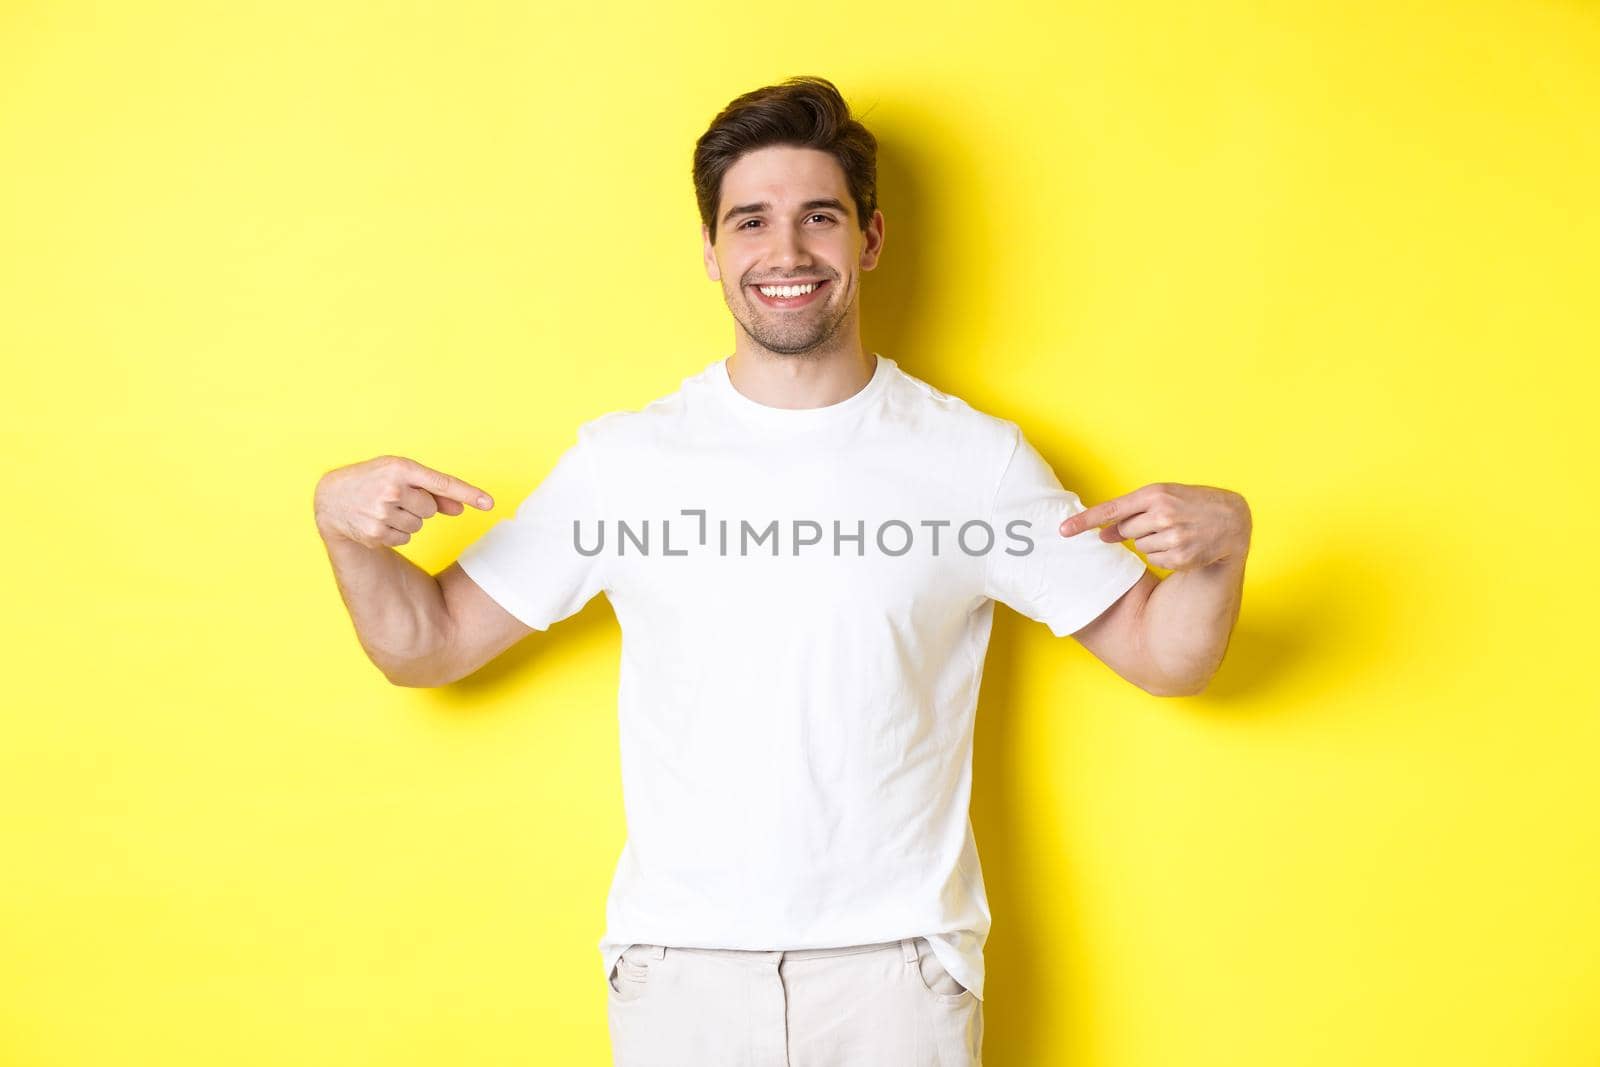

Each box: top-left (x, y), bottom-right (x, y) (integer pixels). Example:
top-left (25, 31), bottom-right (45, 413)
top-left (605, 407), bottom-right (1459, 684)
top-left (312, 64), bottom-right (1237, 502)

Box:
top-left (1048, 550), bottom-right (1149, 638)
top-left (455, 552), bottom-right (553, 632)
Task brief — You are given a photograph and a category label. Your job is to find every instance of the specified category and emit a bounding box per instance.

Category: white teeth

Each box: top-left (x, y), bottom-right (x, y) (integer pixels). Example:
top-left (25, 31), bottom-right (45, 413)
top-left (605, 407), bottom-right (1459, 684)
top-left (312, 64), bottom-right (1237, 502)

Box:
top-left (757, 283), bottom-right (818, 298)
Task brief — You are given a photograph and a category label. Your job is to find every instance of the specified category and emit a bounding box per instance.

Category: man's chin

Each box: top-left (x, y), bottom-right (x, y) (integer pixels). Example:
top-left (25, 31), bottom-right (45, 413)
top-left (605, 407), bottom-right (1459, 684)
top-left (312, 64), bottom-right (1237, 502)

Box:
top-left (752, 337), bottom-right (824, 356)
top-left (733, 320), bottom-right (827, 355)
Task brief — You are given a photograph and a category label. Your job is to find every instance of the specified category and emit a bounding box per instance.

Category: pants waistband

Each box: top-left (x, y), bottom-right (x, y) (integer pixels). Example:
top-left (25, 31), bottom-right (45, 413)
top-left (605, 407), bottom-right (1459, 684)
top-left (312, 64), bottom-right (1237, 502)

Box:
top-left (640, 938), bottom-right (920, 964)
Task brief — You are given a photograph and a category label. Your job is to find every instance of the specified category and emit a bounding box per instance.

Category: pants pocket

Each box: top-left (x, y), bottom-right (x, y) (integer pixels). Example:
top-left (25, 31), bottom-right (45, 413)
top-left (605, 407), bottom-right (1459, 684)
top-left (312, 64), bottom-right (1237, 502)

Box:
top-left (912, 937), bottom-right (974, 1001)
top-left (607, 944), bottom-right (656, 1003)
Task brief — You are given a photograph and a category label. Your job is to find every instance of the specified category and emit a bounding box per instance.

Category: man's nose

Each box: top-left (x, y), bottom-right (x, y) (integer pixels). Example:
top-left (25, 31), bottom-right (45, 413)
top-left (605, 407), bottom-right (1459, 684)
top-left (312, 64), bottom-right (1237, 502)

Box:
top-left (769, 224), bottom-right (814, 269)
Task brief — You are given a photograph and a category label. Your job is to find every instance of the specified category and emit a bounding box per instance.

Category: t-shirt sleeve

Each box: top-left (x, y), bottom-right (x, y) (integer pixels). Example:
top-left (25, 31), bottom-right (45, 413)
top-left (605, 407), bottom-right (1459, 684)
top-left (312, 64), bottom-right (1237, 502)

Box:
top-left (453, 428), bottom-right (608, 632)
top-left (983, 425), bottom-right (1148, 638)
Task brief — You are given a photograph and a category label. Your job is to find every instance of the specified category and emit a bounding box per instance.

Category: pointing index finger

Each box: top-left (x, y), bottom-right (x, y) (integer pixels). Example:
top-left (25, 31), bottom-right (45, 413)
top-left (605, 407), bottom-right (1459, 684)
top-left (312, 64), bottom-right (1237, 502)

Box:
top-left (405, 460), bottom-right (494, 510)
top-left (1060, 497), bottom-right (1121, 537)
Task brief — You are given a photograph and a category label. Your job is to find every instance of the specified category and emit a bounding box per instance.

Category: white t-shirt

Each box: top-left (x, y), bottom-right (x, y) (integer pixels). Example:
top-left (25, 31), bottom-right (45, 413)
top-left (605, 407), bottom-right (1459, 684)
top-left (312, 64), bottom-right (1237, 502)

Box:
top-left (455, 352), bottom-right (1147, 1002)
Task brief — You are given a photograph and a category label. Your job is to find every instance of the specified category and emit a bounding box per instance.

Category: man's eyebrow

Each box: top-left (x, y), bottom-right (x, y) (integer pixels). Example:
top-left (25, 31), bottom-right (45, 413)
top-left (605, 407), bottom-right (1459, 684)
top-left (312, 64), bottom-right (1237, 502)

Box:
top-left (720, 198), bottom-right (852, 226)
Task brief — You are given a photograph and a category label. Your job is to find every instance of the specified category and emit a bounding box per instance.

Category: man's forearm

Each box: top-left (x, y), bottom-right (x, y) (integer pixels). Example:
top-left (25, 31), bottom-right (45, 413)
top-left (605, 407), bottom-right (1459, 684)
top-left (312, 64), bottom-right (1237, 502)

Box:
top-left (320, 533), bottom-right (453, 684)
top-left (1138, 551), bottom-right (1248, 696)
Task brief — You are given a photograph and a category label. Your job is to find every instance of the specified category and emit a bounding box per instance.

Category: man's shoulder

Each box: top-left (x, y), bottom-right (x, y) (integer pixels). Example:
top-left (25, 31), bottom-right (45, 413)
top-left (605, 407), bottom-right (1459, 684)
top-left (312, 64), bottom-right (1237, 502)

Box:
top-left (882, 360), bottom-right (1021, 447)
top-left (571, 358), bottom-right (721, 445)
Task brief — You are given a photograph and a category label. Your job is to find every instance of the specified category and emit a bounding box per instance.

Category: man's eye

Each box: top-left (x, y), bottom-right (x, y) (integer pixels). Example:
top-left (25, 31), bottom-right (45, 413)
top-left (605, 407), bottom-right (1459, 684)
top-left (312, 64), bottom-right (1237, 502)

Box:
top-left (737, 215), bottom-right (832, 230)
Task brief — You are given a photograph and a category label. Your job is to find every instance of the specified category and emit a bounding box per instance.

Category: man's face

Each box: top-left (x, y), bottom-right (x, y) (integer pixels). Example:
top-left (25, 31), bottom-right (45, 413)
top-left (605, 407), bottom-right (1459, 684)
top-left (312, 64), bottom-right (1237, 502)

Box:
top-left (702, 145), bottom-right (885, 356)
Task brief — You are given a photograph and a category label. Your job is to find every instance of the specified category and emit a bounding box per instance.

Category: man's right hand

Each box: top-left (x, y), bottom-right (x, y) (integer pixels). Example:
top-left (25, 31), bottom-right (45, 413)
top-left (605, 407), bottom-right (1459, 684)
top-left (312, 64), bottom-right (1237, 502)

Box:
top-left (314, 455), bottom-right (495, 548)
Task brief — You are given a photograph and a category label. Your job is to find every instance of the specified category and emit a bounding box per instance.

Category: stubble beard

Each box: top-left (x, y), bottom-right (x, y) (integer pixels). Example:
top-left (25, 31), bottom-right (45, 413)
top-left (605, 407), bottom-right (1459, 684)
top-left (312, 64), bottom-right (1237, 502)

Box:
top-left (728, 278), bottom-right (851, 357)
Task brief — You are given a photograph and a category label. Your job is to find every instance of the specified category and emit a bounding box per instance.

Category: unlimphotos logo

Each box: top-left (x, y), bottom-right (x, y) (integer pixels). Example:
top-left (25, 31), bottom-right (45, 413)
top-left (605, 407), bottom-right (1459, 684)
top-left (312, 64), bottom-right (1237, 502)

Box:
top-left (569, 510), bottom-right (1039, 558)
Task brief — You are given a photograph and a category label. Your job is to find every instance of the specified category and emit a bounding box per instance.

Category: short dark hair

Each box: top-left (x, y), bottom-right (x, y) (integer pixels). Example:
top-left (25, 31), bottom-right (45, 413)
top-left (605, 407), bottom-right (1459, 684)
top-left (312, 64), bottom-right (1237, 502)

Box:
top-left (693, 75), bottom-right (878, 245)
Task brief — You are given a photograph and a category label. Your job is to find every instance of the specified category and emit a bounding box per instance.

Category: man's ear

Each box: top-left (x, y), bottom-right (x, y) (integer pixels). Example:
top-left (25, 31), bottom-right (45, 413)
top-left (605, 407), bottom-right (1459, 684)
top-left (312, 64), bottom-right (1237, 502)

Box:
top-left (859, 209), bottom-right (886, 272)
top-left (702, 224), bottom-right (721, 281)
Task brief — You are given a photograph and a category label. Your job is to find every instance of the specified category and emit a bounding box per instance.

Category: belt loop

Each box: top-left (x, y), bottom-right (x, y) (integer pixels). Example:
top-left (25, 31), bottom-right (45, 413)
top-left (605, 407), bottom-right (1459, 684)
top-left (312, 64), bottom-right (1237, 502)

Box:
top-left (648, 944), bottom-right (665, 959)
top-left (900, 938), bottom-right (918, 964)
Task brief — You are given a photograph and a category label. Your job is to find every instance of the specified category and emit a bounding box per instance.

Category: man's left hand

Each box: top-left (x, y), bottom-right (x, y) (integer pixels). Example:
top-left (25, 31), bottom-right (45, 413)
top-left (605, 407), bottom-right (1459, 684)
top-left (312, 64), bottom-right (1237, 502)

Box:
top-left (1058, 483), bottom-right (1252, 571)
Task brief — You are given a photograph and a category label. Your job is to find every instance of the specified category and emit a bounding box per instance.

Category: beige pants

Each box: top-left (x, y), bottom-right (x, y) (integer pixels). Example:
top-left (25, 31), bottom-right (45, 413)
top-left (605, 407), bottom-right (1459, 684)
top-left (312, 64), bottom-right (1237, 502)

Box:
top-left (606, 936), bottom-right (982, 1066)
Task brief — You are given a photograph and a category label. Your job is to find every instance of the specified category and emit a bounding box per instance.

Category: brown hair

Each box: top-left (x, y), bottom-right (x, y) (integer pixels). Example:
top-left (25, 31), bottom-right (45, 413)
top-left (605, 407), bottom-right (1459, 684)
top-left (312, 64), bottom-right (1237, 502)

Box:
top-left (693, 75), bottom-right (878, 245)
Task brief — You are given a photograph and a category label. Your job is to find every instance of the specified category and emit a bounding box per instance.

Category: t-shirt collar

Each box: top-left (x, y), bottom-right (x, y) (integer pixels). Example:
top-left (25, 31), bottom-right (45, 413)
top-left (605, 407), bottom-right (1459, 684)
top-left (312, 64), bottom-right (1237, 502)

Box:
top-left (710, 351), bottom-right (892, 425)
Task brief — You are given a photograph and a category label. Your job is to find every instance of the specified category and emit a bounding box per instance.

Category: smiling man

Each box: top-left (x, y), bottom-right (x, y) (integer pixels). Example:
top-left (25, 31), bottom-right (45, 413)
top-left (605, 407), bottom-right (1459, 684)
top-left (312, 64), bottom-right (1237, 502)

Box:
top-left (711, 154), bottom-right (861, 356)
top-left (314, 75), bottom-right (1251, 1066)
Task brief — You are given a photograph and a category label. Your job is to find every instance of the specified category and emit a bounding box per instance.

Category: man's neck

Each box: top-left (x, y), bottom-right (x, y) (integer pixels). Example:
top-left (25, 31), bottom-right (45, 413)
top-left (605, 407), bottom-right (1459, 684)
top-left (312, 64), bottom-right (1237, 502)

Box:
top-left (725, 337), bottom-right (875, 411)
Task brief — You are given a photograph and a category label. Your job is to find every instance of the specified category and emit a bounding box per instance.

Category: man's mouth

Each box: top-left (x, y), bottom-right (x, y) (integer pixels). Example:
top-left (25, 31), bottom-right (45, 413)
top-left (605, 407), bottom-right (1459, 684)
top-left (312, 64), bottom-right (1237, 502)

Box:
top-left (749, 279), bottom-right (829, 309)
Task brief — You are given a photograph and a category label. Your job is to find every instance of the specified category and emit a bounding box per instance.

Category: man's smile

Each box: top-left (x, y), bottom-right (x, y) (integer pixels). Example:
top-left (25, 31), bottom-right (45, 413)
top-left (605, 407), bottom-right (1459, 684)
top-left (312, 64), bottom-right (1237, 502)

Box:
top-left (748, 278), bottom-right (830, 308)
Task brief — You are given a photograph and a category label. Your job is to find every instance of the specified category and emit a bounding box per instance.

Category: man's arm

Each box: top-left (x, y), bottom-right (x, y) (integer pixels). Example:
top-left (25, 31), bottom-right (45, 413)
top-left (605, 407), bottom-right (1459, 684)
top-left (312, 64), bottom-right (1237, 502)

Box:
top-left (314, 455), bottom-right (530, 687)
top-left (428, 562), bottom-right (534, 685)
top-left (319, 531), bottom-right (457, 685)
top-left (1074, 559), bottom-right (1246, 696)
top-left (1071, 570), bottom-right (1172, 695)
top-left (1066, 483), bottom-right (1252, 696)
top-left (319, 536), bottom-right (532, 687)
top-left (1134, 553), bottom-right (1247, 695)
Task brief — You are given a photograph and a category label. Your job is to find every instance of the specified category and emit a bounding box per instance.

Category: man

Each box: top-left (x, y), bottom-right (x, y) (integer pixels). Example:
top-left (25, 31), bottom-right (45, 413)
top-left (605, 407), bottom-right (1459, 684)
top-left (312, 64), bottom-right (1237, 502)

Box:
top-left (313, 75), bottom-right (1251, 1066)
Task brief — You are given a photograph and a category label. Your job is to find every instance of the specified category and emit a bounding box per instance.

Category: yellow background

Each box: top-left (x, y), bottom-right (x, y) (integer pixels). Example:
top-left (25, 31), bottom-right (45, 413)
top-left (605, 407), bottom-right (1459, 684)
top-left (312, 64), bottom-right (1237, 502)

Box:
top-left (3, 2), bottom-right (1597, 1064)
